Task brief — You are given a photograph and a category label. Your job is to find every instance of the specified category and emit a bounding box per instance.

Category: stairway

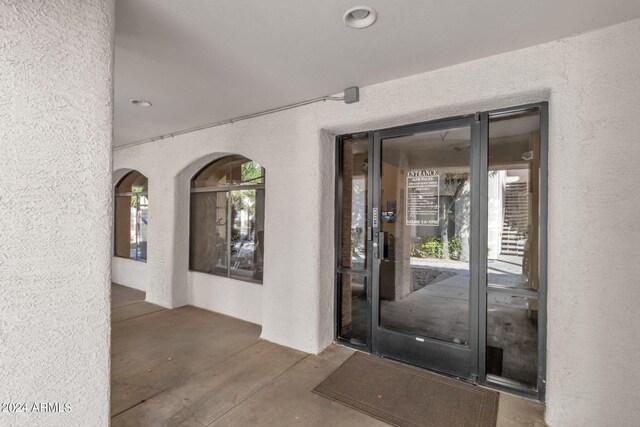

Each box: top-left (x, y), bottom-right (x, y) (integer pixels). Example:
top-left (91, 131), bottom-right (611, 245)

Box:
top-left (501, 182), bottom-right (528, 256)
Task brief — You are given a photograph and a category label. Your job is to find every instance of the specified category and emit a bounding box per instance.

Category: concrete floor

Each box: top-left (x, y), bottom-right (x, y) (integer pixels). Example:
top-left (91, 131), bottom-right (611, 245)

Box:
top-left (111, 283), bottom-right (546, 426)
top-left (378, 256), bottom-right (538, 385)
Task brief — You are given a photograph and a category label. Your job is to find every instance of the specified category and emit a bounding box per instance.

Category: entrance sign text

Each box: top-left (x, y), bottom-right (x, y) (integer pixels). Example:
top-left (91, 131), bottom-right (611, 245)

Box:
top-left (406, 169), bottom-right (439, 226)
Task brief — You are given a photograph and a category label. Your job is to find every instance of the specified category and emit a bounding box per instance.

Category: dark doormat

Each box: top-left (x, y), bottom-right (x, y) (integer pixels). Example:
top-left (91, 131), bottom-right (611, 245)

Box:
top-left (313, 352), bottom-right (499, 427)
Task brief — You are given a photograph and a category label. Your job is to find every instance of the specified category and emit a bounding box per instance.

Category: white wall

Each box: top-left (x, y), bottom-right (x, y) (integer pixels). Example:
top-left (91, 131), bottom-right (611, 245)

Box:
top-left (111, 257), bottom-right (148, 292)
top-left (0, 2), bottom-right (114, 426)
top-left (188, 272), bottom-right (262, 325)
top-left (113, 18), bottom-right (640, 426)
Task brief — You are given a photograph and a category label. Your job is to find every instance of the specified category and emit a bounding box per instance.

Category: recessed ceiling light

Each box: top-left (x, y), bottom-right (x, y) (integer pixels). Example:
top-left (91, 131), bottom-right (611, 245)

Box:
top-left (343, 6), bottom-right (377, 29)
top-left (130, 99), bottom-right (152, 107)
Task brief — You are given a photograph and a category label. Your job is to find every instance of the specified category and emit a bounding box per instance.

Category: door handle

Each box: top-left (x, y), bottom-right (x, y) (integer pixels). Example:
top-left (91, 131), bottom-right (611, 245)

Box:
top-left (377, 231), bottom-right (387, 260)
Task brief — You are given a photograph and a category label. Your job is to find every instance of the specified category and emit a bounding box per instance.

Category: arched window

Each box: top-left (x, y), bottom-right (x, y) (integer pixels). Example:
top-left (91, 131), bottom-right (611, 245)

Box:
top-left (114, 171), bottom-right (148, 261)
top-left (190, 155), bottom-right (265, 283)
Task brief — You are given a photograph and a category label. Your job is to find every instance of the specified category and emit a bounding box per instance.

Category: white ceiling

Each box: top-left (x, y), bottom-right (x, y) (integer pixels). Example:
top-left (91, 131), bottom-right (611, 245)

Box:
top-left (114, 0), bottom-right (640, 147)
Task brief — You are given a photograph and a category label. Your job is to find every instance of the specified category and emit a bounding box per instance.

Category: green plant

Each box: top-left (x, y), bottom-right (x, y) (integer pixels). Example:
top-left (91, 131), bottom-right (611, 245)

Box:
top-left (448, 236), bottom-right (462, 260)
top-left (423, 237), bottom-right (444, 258)
top-left (241, 161), bottom-right (264, 183)
top-left (410, 242), bottom-right (423, 257)
top-left (411, 236), bottom-right (463, 260)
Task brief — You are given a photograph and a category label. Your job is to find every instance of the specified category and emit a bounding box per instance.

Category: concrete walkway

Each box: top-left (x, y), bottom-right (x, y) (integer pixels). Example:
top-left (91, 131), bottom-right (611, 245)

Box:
top-left (110, 284), bottom-right (546, 426)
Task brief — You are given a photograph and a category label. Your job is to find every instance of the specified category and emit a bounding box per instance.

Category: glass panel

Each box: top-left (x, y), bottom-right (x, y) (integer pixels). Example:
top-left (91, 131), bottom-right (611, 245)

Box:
top-left (337, 273), bottom-right (368, 344)
top-left (137, 194), bottom-right (148, 261)
top-left (379, 126), bottom-right (471, 344)
top-left (230, 189), bottom-right (264, 282)
top-left (189, 192), bottom-right (228, 274)
top-left (239, 161), bottom-right (265, 185)
top-left (114, 196), bottom-right (133, 258)
top-left (191, 155), bottom-right (265, 188)
top-left (115, 171), bottom-right (148, 193)
top-left (486, 292), bottom-right (539, 388)
top-left (340, 136), bottom-right (368, 270)
top-left (487, 110), bottom-right (541, 291)
top-left (192, 156), bottom-right (235, 188)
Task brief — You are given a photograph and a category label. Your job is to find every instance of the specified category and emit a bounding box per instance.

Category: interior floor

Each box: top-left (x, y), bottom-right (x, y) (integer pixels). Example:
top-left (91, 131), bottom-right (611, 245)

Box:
top-left (111, 283), bottom-right (545, 426)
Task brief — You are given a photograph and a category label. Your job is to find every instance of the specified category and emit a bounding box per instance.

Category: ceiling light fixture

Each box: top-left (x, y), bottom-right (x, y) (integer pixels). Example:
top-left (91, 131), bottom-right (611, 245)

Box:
top-left (130, 99), bottom-right (152, 107)
top-left (343, 6), bottom-right (377, 29)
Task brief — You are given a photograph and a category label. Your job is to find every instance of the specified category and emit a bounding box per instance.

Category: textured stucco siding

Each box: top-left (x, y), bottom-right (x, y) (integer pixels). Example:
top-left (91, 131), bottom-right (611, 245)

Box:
top-left (0, 1), bottom-right (114, 426)
top-left (188, 271), bottom-right (263, 325)
top-left (113, 18), bottom-right (640, 426)
top-left (111, 257), bottom-right (148, 292)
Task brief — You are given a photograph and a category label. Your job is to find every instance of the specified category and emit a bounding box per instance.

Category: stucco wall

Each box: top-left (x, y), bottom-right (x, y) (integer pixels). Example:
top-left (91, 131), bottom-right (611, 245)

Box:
top-left (111, 257), bottom-right (148, 292)
top-left (188, 272), bottom-right (262, 325)
top-left (113, 19), bottom-right (640, 426)
top-left (0, 1), bottom-right (114, 426)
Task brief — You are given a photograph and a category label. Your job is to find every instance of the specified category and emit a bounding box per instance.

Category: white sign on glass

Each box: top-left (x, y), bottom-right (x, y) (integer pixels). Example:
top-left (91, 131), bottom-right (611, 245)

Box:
top-left (406, 169), bottom-right (439, 226)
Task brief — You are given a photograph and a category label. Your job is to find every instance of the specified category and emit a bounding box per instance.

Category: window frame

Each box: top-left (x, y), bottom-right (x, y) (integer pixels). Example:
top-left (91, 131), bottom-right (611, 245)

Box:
top-left (189, 157), bottom-right (265, 285)
top-left (113, 171), bottom-right (148, 262)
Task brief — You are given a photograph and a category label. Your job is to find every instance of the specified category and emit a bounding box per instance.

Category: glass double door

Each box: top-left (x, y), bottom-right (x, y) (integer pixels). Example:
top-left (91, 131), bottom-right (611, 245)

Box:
top-left (336, 105), bottom-right (546, 398)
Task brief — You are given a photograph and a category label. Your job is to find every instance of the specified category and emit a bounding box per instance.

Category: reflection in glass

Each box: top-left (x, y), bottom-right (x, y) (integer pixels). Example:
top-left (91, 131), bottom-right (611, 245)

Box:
top-left (379, 126), bottom-right (471, 344)
top-left (114, 171), bottom-right (149, 261)
top-left (115, 170), bottom-right (148, 193)
top-left (487, 110), bottom-right (541, 291)
top-left (114, 195), bottom-right (133, 258)
top-left (486, 293), bottom-right (538, 387)
top-left (337, 274), bottom-right (368, 344)
top-left (340, 136), bottom-right (368, 270)
top-left (190, 192), bottom-right (228, 275)
top-left (192, 155), bottom-right (264, 188)
top-left (337, 136), bottom-right (369, 345)
top-left (189, 155), bottom-right (265, 283)
top-left (138, 195), bottom-right (148, 260)
top-left (485, 109), bottom-right (541, 389)
top-left (230, 189), bottom-right (265, 282)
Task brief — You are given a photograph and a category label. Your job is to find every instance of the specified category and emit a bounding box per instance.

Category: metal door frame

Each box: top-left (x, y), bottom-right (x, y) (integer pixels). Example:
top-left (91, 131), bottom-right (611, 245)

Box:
top-left (334, 102), bottom-right (548, 401)
top-left (334, 132), bottom-right (374, 353)
top-left (371, 115), bottom-right (480, 380)
top-left (477, 102), bottom-right (548, 400)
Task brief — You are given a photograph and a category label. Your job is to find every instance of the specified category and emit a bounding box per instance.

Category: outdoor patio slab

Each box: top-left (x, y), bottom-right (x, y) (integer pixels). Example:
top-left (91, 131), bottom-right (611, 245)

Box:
top-left (111, 284), bottom-right (547, 426)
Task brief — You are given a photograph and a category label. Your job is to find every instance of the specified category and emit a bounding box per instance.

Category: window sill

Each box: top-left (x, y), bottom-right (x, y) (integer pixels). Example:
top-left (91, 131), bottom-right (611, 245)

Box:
top-left (188, 269), bottom-right (263, 285)
top-left (113, 255), bottom-right (147, 263)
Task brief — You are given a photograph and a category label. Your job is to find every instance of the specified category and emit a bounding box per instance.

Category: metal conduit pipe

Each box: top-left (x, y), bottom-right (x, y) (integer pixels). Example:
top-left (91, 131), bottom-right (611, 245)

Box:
top-left (114, 87), bottom-right (359, 151)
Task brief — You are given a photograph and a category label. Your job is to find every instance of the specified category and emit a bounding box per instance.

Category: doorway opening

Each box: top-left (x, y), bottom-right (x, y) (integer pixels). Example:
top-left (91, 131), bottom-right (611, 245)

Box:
top-left (334, 103), bottom-right (547, 400)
